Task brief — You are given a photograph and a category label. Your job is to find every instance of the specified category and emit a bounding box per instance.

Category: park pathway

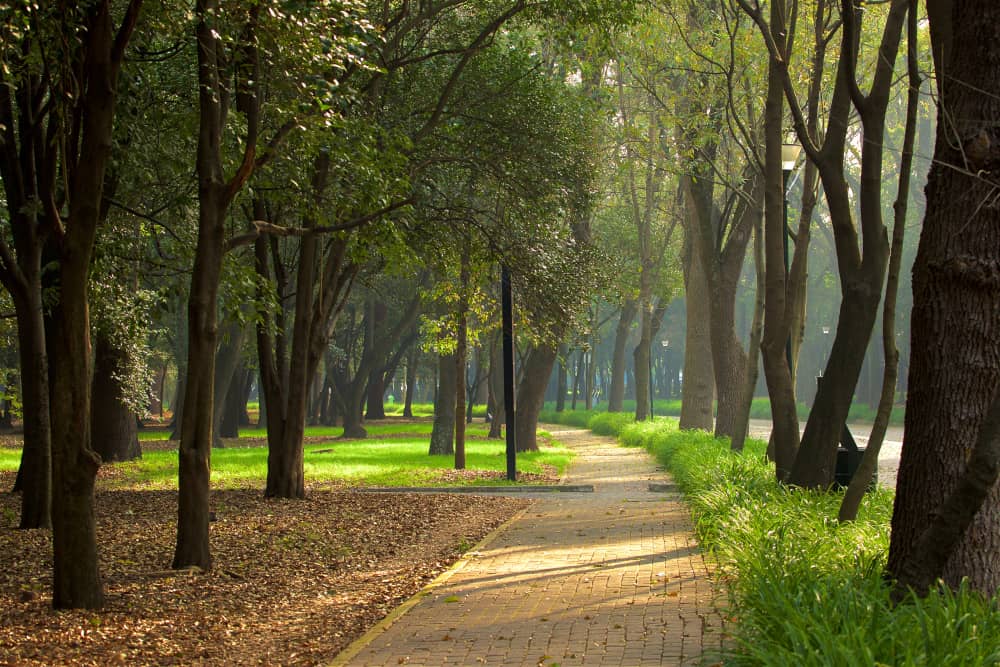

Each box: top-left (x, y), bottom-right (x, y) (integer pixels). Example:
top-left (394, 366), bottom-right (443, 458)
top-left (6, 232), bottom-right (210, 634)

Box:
top-left (331, 427), bottom-right (726, 667)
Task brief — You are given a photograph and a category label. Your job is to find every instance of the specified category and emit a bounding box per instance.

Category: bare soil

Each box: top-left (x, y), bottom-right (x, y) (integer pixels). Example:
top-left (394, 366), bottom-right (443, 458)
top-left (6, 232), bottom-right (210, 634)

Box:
top-left (0, 469), bottom-right (530, 666)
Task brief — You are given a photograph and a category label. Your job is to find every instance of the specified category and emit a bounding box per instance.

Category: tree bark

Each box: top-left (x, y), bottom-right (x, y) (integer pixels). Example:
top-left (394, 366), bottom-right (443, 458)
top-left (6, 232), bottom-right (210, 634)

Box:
top-left (679, 233), bottom-right (715, 431)
top-left (488, 333), bottom-right (505, 439)
top-left (840, 6), bottom-right (920, 522)
top-left (90, 333), bottom-right (141, 462)
top-left (211, 319), bottom-right (247, 446)
top-left (12, 283), bottom-right (52, 529)
top-left (514, 345), bottom-right (558, 452)
top-left (608, 301), bottom-right (637, 413)
top-left (757, 0), bottom-right (799, 480)
top-left (403, 345), bottom-right (418, 419)
top-left (887, 0), bottom-right (1000, 593)
top-left (429, 352), bottom-right (456, 455)
top-left (789, 0), bottom-right (903, 488)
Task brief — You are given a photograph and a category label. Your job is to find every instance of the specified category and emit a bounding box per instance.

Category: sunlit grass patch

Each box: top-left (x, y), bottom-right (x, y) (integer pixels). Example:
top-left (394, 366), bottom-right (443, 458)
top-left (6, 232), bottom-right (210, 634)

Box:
top-left (62, 425), bottom-right (571, 492)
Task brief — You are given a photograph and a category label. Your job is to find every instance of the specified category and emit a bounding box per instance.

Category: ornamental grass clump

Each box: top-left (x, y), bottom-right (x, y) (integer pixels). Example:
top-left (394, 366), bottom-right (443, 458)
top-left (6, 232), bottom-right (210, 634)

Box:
top-left (617, 419), bottom-right (1000, 666)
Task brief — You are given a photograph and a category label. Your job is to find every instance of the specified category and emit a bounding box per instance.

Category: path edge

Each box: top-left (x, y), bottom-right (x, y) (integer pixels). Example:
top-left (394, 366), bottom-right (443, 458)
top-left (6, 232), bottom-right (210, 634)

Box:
top-left (326, 502), bottom-right (534, 667)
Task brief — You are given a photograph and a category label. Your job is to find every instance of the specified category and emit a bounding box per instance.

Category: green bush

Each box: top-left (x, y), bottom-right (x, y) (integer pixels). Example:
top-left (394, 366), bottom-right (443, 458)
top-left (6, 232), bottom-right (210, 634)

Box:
top-left (538, 408), bottom-right (597, 428)
top-left (618, 419), bottom-right (1000, 666)
top-left (587, 411), bottom-right (634, 436)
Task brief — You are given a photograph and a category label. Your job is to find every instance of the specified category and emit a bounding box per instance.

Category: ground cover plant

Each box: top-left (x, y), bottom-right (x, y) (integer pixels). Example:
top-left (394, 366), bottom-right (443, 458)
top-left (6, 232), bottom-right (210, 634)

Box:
top-left (616, 419), bottom-right (1000, 666)
top-left (0, 419), bottom-right (569, 664)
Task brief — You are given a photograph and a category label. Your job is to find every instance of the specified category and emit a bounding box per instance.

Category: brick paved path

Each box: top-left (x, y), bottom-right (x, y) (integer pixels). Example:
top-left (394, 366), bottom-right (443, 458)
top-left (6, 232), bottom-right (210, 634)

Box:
top-left (333, 427), bottom-right (725, 667)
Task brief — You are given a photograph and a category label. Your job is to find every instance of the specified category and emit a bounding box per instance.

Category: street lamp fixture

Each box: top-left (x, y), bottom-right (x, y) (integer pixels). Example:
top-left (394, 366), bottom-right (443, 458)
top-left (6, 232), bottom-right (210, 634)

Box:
top-left (781, 142), bottom-right (802, 173)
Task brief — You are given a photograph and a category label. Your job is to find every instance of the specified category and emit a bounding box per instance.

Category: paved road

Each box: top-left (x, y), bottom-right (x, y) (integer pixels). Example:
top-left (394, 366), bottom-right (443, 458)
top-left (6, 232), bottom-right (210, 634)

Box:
top-left (332, 428), bottom-right (725, 667)
top-left (747, 419), bottom-right (904, 488)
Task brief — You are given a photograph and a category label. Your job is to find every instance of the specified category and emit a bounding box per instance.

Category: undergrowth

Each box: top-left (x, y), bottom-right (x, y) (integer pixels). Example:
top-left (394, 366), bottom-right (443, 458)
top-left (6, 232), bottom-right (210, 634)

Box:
top-left (616, 419), bottom-right (1000, 666)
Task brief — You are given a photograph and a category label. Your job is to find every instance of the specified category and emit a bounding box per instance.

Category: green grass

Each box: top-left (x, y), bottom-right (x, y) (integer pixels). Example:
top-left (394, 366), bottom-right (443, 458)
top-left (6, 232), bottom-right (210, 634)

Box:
top-left (3, 422), bottom-right (573, 490)
top-left (614, 419), bottom-right (999, 666)
top-left (137, 421), bottom-right (446, 442)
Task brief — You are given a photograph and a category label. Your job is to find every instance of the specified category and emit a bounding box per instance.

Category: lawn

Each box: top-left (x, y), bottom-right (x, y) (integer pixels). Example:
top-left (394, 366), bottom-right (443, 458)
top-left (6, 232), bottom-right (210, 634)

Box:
top-left (2, 421), bottom-right (574, 490)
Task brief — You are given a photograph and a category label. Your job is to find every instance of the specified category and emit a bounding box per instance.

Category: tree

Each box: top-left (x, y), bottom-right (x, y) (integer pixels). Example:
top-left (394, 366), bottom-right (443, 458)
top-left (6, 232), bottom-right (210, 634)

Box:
top-left (0, 0), bottom-right (143, 608)
top-left (887, 0), bottom-right (1000, 594)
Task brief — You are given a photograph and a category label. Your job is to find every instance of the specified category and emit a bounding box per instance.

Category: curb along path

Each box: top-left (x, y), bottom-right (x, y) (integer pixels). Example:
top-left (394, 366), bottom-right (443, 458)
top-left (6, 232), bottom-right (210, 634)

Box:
top-left (334, 427), bottom-right (725, 666)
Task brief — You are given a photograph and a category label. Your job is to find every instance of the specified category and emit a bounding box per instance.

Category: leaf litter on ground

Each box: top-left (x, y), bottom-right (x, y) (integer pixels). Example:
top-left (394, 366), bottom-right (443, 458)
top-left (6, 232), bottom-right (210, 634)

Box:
top-left (0, 470), bottom-right (529, 666)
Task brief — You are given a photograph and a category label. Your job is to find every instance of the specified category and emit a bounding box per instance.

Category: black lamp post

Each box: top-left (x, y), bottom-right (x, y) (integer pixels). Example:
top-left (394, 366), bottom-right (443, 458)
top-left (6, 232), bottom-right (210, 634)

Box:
top-left (781, 142), bottom-right (802, 370)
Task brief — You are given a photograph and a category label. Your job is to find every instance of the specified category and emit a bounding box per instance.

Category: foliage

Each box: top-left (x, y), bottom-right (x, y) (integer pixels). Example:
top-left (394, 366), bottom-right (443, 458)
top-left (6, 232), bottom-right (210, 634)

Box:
top-left (586, 411), bottom-right (634, 436)
top-left (618, 420), bottom-right (1000, 666)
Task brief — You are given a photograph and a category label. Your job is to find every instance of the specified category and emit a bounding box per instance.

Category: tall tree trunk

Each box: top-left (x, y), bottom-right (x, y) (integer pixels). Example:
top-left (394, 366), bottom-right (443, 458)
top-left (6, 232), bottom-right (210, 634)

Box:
top-left (364, 300), bottom-right (388, 420)
top-left (169, 369), bottom-right (186, 439)
top-left (488, 334), bottom-right (505, 439)
top-left (90, 333), bottom-right (140, 462)
top-left (840, 9), bottom-right (920, 521)
top-left (12, 280), bottom-right (52, 529)
top-left (634, 311), bottom-right (652, 422)
top-left (555, 343), bottom-right (568, 412)
top-left (429, 352), bottom-right (456, 455)
top-left (757, 0), bottom-right (798, 480)
top-left (47, 0), bottom-right (141, 608)
top-left (570, 349), bottom-right (582, 411)
top-left (730, 209), bottom-right (766, 452)
top-left (514, 345), bottom-right (557, 453)
top-left (789, 0), bottom-right (903, 488)
top-left (608, 301), bottom-right (637, 413)
top-left (211, 319), bottom-right (246, 446)
top-left (888, 0), bottom-right (1000, 593)
top-left (365, 368), bottom-right (387, 420)
top-left (220, 365), bottom-right (250, 438)
top-left (679, 235), bottom-right (715, 431)
top-left (175, 0), bottom-right (239, 568)
top-left (403, 345), bottom-right (417, 419)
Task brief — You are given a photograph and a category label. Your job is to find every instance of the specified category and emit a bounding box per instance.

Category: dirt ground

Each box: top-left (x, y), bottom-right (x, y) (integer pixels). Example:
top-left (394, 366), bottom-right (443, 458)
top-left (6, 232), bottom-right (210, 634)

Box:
top-left (0, 468), bottom-right (530, 666)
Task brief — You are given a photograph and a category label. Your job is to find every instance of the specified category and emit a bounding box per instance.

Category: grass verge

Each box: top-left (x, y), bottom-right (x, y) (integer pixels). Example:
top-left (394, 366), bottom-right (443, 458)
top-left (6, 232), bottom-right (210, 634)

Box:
top-left (616, 419), bottom-right (1000, 666)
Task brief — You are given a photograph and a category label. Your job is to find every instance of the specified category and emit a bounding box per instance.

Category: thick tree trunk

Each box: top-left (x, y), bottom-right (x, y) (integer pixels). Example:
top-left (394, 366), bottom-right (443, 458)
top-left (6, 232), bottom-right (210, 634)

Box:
top-left (47, 0), bottom-right (140, 608)
top-left (514, 345), bottom-right (557, 453)
top-left (888, 0), bottom-right (1000, 593)
top-left (90, 333), bottom-right (140, 462)
top-left (365, 368), bottom-right (387, 420)
top-left (679, 236), bottom-right (715, 431)
top-left (429, 352), bottom-right (456, 455)
top-left (608, 301), bottom-right (637, 413)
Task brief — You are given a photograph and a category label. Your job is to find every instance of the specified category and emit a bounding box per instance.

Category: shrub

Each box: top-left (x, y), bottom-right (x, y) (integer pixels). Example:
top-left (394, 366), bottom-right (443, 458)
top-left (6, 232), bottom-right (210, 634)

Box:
top-left (587, 411), bottom-right (634, 436)
top-left (617, 419), bottom-right (1000, 666)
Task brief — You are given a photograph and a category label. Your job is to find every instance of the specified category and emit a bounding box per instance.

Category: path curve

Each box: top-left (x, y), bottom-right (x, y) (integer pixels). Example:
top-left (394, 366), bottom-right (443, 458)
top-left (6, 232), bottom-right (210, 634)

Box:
top-left (332, 426), bottom-right (725, 666)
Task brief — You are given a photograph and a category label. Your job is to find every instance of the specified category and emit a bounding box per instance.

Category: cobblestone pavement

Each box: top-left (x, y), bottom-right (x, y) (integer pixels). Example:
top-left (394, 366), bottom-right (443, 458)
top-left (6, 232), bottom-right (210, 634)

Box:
top-left (333, 427), bottom-right (726, 667)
